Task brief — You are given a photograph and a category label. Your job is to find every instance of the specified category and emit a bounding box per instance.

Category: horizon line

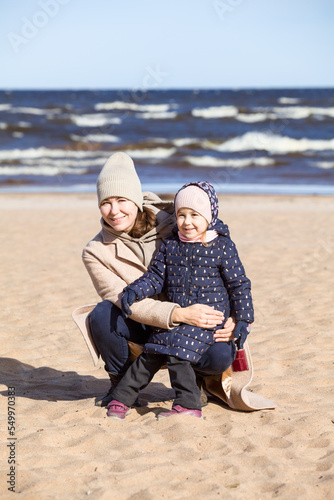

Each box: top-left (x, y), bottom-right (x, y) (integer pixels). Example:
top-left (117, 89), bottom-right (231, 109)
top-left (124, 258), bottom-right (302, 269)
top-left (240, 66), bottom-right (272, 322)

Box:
top-left (1, 85), bottom-right (334, 92)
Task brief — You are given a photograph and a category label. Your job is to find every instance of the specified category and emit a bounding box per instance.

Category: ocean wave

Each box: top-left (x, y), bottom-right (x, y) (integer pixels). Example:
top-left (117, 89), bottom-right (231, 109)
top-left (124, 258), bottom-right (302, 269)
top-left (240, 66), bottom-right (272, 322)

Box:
top-left (124, 148), bottom-right (176, 159)
top-left (0, 165), bottom-right (87, 176)
top-left (236, 113), bottom-right (268, 123)
top-left (206, 132), bottom-right (334, 154)
top-left (236, 106), bottom-right (334, 122)
top-left (0, 120), bottom-right (32, 130)
top-left (70, 133), bottom-right (120, 143)
top-left (192, 104), bottom-right (334, 122)
top-left (0, 147), bottom-right (110, 161)
top-left (272, 106), bottom-right (334, 120)
top-left (18, 121), bottom-right (32, 128)
top-left (278, 97), bottom-right (301, 104)
top-left (0, 104), bottom-right (12, 111)
top-left (70, 114), bottom-right (122, 127)
top-left (10, 106), bottom-right (61, 115)
top-left (192, 105), bottom-right (238, 119)
top-left (23, 157), bottom-right (106, 168)
top-left (312, 161), bottom-right (334, 169)
top-left (185, 155), bottom-right (275, 168)
top-left (137, 111), bottom-right (177, 120)
top-left (95, 101), bottom-right (171, 112)
top-left (172, 138), bottom-right (199, 147)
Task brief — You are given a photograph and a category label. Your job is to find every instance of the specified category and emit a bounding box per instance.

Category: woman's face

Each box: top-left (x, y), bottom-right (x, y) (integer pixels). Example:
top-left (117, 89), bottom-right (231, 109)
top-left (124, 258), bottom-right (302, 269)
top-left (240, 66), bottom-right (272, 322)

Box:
top-left (100, 197), bottom-right (138, 233)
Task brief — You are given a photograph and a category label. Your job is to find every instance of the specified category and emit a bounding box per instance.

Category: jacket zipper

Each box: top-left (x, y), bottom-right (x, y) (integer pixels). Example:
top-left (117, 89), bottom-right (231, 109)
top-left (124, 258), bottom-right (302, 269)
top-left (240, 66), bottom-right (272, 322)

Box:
top-left (184, 244), bottom-right (193, 306)
top-left (168, 244), bottom-right (193, 348)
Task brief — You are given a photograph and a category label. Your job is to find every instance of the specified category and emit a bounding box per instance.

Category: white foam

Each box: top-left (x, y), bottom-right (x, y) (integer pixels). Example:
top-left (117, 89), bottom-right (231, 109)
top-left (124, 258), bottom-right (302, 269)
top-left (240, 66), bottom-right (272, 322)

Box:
top-left (18, 121), bottom-right (31, 128)
top-left (0, 122), bottom-right (7, 129)
top-left (185, 155), bottom-right (275, 168)
top-left (70, 134), bottom-right (119, 143)
top-left (0, 147), bottom-right (110, 161)
top-left (0, 104), bottom-right (12, 111)
top-left (13, 132), bottom-right (24, 138)
top-left (234, 106), bottom-right (334, 122)
top-left (124, 148), bottom-right (176, 159)
top-left (70, 114), bottom-right (122, 127)
top-left (273, 106), bottom-right (334, 120)
top-left (0, 165), bottom-right (87, 176)
top-left (236, 113), bottom-right (269, 123)
top-left (313, 161), bottom-right (334, 169)
top-left (23, 157), bottom-right (106, 168)
top-left (137, 111), bottom-right (177, 120)
top-left (192, 105), bottom-right (238, 119)
top-left (207, 132), bottom-right (334, 154)
top-left (10, 106), bottom-right (61, 115)
top-left (278, 97), bottom-right (301, 104)
top-left (95, 101), bottom-right (171, 112)
top-left (172, 138), bottom-right (198, 147)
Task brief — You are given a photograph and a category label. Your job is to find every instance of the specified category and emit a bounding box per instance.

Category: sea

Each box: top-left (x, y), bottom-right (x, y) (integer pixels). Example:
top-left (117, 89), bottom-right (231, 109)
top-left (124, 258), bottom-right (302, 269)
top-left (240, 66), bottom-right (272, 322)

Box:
top-left (1, 88), bottom-right (334, 195)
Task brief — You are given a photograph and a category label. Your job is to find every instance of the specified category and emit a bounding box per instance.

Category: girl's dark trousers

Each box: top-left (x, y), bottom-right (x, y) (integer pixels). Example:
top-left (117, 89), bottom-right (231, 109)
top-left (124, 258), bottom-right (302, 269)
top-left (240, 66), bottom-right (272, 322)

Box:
top-left (89, 301), bottom-right (236, 407)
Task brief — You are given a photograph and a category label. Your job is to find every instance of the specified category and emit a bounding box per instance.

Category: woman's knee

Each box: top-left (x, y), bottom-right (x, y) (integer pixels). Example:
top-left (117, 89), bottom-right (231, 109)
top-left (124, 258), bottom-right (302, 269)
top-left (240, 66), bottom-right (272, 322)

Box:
top-left (90, 300), bottom-right (111, 322)
top-left (89, 301), bottom-right (118, 339)
top-left (195, 342), bottom-right (236, 375)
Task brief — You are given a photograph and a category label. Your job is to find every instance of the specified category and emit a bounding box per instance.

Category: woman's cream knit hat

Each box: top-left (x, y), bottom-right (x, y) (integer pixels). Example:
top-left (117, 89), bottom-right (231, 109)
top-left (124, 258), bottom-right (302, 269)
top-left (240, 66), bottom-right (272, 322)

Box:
top-left (96, 152), bottom-right (143, 210)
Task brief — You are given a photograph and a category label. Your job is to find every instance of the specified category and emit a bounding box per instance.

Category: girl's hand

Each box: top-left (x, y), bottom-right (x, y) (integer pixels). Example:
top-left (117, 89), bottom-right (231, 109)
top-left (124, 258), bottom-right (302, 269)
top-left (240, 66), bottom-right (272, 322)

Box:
top-left (213, 316), bottom-right (236, 342)
top-left (172, 304), bottom-right (225, 329)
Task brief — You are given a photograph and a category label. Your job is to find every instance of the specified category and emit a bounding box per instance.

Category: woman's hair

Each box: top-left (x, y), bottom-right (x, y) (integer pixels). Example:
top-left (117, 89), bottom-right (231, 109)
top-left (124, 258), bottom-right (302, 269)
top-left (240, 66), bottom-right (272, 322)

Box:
top-left (129, 206), bottom-right (157, 238)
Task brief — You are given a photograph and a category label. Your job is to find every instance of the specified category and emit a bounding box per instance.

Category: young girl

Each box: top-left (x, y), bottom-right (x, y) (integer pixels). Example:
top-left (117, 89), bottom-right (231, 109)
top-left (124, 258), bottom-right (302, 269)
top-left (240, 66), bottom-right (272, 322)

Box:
top-left (107, 181), bottom-right (253, 419)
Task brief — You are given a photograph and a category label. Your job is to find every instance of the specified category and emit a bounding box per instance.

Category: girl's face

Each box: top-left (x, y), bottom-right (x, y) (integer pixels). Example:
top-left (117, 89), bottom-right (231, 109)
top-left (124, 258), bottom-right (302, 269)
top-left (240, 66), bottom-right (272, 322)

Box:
top-left (176, 207), bottom-right (208, 239)
top-left (100, 197), bottom-right (138, 233)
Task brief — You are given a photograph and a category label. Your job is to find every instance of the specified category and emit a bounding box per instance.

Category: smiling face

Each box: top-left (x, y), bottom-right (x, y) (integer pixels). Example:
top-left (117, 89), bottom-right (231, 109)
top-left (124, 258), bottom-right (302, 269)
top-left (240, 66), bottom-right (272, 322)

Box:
top-left (176, 207), bottom-right (208, 239)
top-left (100, 197), bottom-right (138, 233)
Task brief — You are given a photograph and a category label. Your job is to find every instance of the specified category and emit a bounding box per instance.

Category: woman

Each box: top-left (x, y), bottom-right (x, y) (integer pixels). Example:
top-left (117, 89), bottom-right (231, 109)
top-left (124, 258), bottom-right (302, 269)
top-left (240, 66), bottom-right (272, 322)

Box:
top-left (74, 152), bottom-right (276, 412)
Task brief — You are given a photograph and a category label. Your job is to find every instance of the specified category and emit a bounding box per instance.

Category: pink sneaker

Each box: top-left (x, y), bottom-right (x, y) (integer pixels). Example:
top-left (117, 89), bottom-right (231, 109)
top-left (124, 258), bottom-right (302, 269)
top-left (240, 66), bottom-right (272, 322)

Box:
top-left (158, 405), bottom-right (202, 419)
top-left (106, 400), bottom-right (131, 420)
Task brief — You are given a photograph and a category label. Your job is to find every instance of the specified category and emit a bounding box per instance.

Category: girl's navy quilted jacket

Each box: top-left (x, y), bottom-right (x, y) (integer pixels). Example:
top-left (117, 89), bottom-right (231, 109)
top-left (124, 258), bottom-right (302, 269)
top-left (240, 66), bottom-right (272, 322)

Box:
top-left (124, 218), bottom-right (254, 363)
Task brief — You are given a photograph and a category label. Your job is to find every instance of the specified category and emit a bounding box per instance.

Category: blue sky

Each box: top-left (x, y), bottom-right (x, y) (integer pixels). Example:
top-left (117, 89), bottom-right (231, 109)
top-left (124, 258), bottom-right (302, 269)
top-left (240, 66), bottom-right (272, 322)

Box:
top-left (1, 0), bottom-right (333, 89)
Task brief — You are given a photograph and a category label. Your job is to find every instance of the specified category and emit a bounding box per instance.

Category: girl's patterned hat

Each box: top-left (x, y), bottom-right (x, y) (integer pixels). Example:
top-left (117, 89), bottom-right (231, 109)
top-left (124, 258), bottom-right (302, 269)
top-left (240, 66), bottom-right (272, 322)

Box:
top-left (174, 181), bottom-right (219, 228)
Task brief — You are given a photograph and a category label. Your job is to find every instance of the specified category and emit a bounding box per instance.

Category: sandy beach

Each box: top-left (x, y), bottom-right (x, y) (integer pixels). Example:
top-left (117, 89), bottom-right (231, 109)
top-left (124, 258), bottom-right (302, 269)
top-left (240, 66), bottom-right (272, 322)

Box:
top-left (0, 192), bottom-right (333, 499)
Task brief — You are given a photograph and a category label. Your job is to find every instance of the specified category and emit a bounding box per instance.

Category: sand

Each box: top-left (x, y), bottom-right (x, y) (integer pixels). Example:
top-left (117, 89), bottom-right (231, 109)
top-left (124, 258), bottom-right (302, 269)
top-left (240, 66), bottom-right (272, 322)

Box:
top-left (0, 193), bottom-right (333, 499)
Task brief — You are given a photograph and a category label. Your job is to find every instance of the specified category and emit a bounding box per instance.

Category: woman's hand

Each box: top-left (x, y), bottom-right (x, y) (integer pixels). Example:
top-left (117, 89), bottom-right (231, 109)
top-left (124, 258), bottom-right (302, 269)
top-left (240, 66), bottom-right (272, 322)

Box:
top-left (213, 316), bottom-right (236, 342)
top-left (172, 304), bottom-right (225, 329)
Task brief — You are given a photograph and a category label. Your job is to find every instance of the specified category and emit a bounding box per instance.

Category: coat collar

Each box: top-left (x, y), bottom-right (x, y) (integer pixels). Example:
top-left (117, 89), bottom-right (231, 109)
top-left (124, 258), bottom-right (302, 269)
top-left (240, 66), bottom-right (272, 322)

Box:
top-left (101, 225), bottom-right (147, 271)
